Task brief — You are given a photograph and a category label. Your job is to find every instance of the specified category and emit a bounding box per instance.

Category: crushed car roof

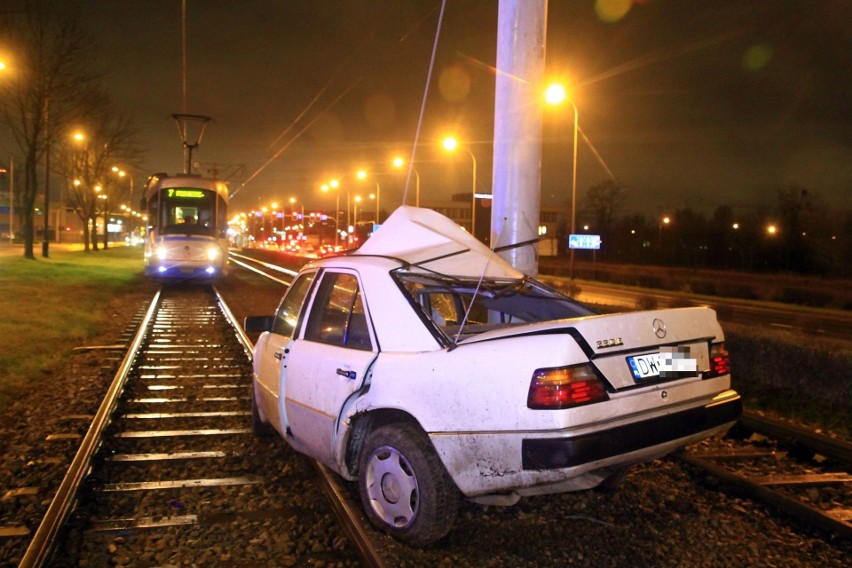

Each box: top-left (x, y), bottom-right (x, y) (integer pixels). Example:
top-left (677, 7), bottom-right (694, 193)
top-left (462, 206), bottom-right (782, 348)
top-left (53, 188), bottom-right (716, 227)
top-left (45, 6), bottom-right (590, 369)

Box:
top-left (354, 206), bottom-right (525, 280)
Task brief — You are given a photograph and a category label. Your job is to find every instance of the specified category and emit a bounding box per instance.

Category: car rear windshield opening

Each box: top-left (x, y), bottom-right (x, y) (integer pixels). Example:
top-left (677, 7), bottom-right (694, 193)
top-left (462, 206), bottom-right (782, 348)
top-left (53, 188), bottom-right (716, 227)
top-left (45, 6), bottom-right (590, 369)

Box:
top-left (394, 270), bottom-right (596, 333)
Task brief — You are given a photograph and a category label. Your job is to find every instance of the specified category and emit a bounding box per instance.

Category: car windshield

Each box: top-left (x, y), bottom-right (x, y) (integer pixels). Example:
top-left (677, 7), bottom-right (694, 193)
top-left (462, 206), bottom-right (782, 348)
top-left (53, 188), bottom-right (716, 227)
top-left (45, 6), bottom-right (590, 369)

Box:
top-left (394, 269), bottom-right (596, 338)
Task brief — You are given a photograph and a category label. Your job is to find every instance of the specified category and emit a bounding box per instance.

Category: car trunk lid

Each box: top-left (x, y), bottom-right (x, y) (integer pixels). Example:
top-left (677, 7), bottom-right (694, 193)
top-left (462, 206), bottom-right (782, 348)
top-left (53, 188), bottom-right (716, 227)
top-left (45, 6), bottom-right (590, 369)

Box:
top-left (457, 307), bottom-right (722, 391)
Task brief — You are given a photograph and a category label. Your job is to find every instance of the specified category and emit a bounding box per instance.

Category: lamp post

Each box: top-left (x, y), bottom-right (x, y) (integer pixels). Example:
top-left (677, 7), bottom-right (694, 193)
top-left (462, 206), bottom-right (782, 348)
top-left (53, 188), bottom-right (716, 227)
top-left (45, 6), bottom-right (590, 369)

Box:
top-left (289, 197), bottom-right (304, 223)
top-left (353, 195), bottom-right (361, 234)
top-left (442, 137), bottom-right (477, 236)
top-left (322, 181), bottom-right (340, 248)
top-left (356, 169), bottom-right (380, 223)
top-left (112, 166), bottom-right (134, 242)
top-left (545, 83), bottom-right (579, 278)
top-left (658, 215), bottom-right (671, 264)
top-left (42, 96), bottom-right (50, 257)
top-left (5, 158), bottom-right (13, 244)
top-left (392, 156), bottom-right (420, 207)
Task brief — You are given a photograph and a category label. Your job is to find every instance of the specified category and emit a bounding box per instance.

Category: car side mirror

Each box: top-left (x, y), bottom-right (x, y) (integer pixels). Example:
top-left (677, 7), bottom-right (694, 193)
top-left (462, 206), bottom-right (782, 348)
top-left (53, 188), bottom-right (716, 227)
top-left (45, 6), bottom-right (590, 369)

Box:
top-left (244, 315), bottom-right (275, 333)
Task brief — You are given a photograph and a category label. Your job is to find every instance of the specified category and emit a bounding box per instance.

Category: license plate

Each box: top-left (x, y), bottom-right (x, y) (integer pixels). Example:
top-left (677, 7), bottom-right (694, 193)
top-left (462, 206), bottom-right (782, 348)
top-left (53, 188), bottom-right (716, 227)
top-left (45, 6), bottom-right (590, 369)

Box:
top-left (628, 347), bottom-right (697, 381)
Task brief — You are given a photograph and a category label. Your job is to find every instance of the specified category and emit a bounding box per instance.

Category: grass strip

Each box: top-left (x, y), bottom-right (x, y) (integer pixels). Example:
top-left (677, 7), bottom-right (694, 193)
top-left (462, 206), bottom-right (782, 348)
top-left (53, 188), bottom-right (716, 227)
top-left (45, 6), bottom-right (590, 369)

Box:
top-left (0, 246), bottom-right (144, 410)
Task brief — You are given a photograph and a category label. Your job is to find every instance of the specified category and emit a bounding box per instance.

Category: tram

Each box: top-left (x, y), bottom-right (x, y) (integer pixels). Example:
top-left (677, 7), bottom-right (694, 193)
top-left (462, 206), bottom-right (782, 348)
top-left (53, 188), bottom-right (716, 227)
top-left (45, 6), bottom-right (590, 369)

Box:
top-left (142, 173), bottom-right (230, 278)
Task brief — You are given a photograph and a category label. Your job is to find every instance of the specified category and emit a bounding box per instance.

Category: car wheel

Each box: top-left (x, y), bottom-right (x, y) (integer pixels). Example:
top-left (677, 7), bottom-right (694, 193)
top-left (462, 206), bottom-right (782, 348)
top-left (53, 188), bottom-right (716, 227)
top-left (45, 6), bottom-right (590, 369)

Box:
top-left (358, 422), bottom-right (458, 546)
top-left (251, 384), bottom-right (275, 438)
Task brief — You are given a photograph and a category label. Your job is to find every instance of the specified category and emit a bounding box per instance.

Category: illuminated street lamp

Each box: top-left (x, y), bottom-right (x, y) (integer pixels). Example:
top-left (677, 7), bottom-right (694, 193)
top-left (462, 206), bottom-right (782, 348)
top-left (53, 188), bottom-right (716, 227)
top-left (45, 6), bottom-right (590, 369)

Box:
top-left (353, 195), bottom-right (362, 234)
top-left (356, 169), bottom-right (380, 223)
top-left (111, 166), bottom-right (135, 237)
top-left (545, 82), bottom-right (579, 278)
top-left (441, 136), bottom-right (477, 236)
top-left (321, 181), bottom-right (340, 248)
top-left (766, 224), bottom-right (778, 236)
top-left (658, 215), bottom-right (671, 243)
top-left (289, 196), bottom-right (304, 224)
top-left (392, 155), bottom-right (420, 207)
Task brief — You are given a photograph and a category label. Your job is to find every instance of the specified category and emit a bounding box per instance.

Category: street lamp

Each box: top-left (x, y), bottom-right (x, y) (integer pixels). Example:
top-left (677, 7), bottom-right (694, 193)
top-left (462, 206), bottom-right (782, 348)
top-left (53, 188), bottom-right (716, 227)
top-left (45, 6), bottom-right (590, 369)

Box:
top-left (356, 169), bottom-right (380, 223)
top-left (545, 82), bottom-right (579, 278)
top-left (353, 195), bottom-right (362, 235)
top-left (321, 181), bottom-right (340, 248)
top-left (392, 156), bottom-right (420, 207)
top-left (112, 166), bottom-right (134, 239)
top-left (289, 196), bottom-right (304, 224)
top-left (441, 137), bottom-right (477, 236)
top-left (658, 215), bottom-right (671, 264)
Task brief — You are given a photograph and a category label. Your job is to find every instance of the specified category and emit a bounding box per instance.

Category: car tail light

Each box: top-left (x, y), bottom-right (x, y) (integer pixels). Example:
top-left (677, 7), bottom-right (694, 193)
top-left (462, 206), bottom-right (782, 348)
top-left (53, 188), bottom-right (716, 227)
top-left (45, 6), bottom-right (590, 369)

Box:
top-left (706, 342), bottom-right (731, 378)
top-left (527, 364), bottom-right (609, 410)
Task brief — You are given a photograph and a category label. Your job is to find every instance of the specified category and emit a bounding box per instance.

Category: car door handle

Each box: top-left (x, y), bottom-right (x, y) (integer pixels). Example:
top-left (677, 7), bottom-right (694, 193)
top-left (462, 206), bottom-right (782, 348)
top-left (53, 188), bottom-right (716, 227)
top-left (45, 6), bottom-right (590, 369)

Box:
top-left (336, 368), bottom-right (356, 380)
top-left (274, 352), bottom-right (284, 360)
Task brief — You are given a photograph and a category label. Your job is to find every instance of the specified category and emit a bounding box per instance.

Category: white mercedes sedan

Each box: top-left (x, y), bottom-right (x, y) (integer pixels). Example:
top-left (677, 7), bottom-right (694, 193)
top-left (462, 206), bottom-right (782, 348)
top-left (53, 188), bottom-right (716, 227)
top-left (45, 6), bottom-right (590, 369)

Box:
top-left (245, 206), bottom-right (741, 546)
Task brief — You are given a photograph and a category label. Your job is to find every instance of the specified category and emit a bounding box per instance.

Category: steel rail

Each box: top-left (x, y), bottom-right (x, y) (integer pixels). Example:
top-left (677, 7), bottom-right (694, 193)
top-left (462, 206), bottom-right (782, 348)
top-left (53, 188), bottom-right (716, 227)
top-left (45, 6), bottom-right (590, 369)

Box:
top-left (739, 411), bottom-right (852, 464)
top-left (312, 462), bottom-right (388, 568)
top-left (229, 258), bottom-right (387, 568)
top-left (19, 288), bottom-right (163, 568)
top-left (679, 453), bottom-right (852, 540)
top-left (682, 410), bottom-right (852, 541)
top-left (213, 285), bottom-right (255, 359)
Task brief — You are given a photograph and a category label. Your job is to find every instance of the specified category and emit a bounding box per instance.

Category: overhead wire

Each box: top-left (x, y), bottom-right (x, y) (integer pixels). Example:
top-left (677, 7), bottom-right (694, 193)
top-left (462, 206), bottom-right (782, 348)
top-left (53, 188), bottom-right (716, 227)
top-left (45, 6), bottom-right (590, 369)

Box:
top-left (402, 0), bottom-right (447, 206)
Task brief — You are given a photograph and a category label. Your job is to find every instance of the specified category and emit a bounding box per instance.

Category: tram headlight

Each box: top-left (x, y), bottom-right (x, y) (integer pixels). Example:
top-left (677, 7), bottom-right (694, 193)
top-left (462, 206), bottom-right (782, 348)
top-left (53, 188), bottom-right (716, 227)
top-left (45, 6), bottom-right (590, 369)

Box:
top-left (156, 245), bottom-right (168, 260)
top-left (207, 247), bottom-right (219, 261)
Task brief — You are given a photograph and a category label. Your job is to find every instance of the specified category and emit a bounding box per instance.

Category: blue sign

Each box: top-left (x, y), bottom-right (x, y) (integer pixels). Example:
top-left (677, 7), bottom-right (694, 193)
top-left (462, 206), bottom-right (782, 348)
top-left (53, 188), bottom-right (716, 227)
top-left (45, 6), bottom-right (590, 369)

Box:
top-left (568, 234), bottom-right (601, 250)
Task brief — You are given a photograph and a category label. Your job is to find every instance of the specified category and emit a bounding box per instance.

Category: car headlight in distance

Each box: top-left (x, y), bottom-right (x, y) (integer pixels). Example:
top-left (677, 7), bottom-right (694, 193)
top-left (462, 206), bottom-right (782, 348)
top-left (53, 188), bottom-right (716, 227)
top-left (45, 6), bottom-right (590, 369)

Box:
top-left (156, 245), bottom-right (168, 260)
top-left (207, 247), bottom-right (219, 261)
top-left (527, 364), bottom-right (609, 409)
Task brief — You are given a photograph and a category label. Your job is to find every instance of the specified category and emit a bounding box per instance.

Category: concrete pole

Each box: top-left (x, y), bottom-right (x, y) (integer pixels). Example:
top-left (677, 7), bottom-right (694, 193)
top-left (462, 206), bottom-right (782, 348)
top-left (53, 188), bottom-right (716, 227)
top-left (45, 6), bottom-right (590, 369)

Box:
top-left (491, 0), bottom-right (547, 276)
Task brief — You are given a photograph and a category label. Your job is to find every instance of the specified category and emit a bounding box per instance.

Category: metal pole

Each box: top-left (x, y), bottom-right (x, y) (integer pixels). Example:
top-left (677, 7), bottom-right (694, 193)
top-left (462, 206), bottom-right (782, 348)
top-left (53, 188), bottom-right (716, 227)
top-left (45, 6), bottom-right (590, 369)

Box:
top-left (334, 193), bottom-right (339, 248)
top-left (569, 101), bottom-right (578, 280)
top-left (42, 96), bottom-right (50, 258)
top-left (9, 157), bottom-right (13, 244)
top-left (469, 149), bottom-right (477, 239)
top-left (375, 180), bottom-right (380, 223)
top-left (415, 169), bottom-right (420, 208)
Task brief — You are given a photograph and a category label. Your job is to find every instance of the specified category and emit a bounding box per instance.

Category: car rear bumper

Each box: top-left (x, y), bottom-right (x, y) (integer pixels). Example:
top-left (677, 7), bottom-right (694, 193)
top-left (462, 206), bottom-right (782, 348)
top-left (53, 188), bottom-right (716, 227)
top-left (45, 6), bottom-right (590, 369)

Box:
top-left (521, 392), bottom-right (742, 470)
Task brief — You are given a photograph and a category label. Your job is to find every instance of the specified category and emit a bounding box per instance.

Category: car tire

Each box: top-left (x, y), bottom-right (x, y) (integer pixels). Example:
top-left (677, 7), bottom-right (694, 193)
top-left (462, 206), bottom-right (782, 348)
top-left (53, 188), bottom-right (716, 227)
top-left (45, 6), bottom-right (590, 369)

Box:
top-left (358, 422), bottom-right (458, 546)
top-left (251, 384), bottom-right (275, 438)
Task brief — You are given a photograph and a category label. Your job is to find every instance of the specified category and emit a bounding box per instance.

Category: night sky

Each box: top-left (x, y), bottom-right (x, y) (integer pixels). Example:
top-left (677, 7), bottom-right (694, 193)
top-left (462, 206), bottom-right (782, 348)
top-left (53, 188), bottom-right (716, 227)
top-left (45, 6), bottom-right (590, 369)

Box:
top-left (68, 1), bottom-right (852, 217)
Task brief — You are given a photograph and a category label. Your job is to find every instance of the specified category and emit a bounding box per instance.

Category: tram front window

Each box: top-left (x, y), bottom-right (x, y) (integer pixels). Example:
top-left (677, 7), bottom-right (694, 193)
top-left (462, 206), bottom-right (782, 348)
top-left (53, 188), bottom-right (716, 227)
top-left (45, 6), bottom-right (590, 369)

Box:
top-left (160, 189), bottom-right (216, 236)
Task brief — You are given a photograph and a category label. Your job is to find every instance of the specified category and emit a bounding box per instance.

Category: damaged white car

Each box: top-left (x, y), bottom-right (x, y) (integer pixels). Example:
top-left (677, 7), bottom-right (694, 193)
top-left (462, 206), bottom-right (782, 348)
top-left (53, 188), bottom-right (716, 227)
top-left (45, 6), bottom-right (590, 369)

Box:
top-left (245, 206), bottom-right (741, 545)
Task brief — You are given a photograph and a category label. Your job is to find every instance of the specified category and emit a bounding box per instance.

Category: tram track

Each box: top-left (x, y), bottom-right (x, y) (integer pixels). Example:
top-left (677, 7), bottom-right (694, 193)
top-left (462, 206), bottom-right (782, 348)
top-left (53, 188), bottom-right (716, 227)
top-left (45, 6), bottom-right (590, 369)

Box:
top-left (221, 257), bottom-right (852, 565)
top-left (2, 251), bottom-right (847, 566)
top-left (14, 284), bottom-right (368, 567)
top-left (681, 411), bottom-right (852, 541)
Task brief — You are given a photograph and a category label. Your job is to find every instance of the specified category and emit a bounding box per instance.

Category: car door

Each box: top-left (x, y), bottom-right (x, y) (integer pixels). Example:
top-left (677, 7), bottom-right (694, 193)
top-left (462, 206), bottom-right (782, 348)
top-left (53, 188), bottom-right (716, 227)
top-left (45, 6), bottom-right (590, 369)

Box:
top-left (254, 271), bottom-right (316, 436)
top-left (285, 270), bottom-right (377, 469)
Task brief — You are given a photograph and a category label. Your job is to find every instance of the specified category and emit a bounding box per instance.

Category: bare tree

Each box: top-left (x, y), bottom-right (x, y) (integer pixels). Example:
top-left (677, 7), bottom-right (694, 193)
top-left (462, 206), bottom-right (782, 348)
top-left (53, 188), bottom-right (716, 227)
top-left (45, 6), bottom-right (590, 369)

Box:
top-left (582, 179), bottom-right (626, 257)
top-left (0, 1), bottom-right (99, 259)
top-left (57, 88), bottom-right (142, 251)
